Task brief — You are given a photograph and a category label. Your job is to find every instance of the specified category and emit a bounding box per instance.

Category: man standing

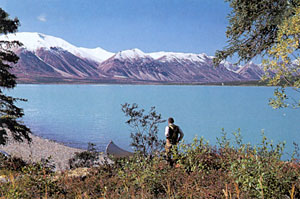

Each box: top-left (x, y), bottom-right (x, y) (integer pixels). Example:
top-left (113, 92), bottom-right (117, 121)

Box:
top-left (165, 117), bottom-right (184, 166)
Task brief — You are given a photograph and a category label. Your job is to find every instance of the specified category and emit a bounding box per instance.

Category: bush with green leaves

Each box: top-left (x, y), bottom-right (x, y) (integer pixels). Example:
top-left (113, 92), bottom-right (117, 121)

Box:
top-left (69, 143), bottom-right (100, 169)
top-left (0, 157), bottom-right (63, 198)
top-left (0, 153), bottom-right (27, 172)
top-left (214, 129), bottom-right (300, 198)
top-left (121, 103), bottom-right (166, 157)
top-left (1, 130), bottom-right (299, 198)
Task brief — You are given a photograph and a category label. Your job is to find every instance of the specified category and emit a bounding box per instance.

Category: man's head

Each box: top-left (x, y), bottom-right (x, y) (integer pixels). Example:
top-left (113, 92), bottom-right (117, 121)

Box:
top-left (168, 117), bottom-right (174, 124)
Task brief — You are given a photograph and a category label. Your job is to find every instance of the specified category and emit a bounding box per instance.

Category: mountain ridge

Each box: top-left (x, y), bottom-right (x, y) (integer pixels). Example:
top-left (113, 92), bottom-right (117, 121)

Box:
top-left (0, 32), bottom-right (265, 84)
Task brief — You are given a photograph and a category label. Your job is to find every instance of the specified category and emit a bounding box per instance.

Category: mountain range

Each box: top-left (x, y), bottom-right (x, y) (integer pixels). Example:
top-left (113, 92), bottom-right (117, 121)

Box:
top-left (0, 32), bottom-right (265, 84)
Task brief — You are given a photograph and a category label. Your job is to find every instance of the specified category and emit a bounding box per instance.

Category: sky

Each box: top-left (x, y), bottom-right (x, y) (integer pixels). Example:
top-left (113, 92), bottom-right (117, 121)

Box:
top-left (0, 0), bottom-right (232, 56)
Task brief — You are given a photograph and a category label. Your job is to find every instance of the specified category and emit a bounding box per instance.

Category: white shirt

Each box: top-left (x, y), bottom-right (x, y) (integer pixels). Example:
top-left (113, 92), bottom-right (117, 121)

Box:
top-left (165, 124), bottom-right (184, 141)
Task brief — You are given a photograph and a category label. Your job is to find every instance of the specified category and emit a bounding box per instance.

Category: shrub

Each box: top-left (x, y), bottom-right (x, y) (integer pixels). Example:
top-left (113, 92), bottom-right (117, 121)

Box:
top-left (69, 143), bottom-right (100, 169)
top-left (121, 103), bottom-right (165, 157)
top-left (0, 153), bottom-right (27, 172)
top-left (1, 130), bottom-right (300, 198)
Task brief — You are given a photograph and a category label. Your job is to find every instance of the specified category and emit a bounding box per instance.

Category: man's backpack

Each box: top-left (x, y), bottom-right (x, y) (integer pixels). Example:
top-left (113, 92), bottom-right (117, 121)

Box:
top-left (167, 124), bottom-right (180, 145)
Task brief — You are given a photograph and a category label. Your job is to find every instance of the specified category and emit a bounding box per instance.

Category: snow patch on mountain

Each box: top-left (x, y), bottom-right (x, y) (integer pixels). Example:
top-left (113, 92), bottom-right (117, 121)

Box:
top-left (220, 60), bottom-right (241, 72)
top-left (1, 32), bottom-right (227, 65)
top-left (148, 51), bottom-right (169, 59)
top-left (0, 32), bottom-right (113, 63)
top-left (0, 32), bottom-right (78, 52)
top-left (114, 48), bottom-right (151, 60)
top-left (77, 47), bottom-right (114, 62)
top-left (148, 51), bottom-right (209, 63)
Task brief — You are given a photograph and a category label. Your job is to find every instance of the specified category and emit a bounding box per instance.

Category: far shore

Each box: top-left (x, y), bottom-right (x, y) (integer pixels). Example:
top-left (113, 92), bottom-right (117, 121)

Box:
top-left (16, 79), bottom-right (264, 87)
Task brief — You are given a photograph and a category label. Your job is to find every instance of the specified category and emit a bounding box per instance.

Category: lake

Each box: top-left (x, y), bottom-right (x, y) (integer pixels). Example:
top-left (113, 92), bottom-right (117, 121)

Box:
top-left (8, 84), bottom-right (300, 157)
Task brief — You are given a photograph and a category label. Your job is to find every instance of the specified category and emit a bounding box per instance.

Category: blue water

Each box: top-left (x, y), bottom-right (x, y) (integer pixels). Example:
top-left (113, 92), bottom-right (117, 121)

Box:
top-left (7, 85), bottom-right (300, 157)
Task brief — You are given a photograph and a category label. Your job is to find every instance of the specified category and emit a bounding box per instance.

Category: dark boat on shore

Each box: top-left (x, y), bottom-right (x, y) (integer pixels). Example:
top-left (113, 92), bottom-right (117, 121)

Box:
top-left (0, 150), bottom-right (10, 157)
top-left (105, 141), bottom-right (133, 158)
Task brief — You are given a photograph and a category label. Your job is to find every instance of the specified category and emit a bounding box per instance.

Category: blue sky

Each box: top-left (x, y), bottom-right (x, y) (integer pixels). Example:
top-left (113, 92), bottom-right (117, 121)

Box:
top-left (0, 0), bottom-right (231, 56)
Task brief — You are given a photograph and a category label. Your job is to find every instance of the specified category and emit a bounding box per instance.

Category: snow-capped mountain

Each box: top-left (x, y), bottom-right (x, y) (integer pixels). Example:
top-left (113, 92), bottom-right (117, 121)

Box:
top-left (220, 60), bottom-right (241, 72)
top-left (0, 32), bottom-right (263, 83)
top-left (237, 62), bottom-right (265, 80)
top-left (0, 32), bottom-right (114, 62)
top-left (149, 52), bottom-right (210, 63)
top-left (98, 49), bottom-right (246, 82)
top-left (115, 48), bottom-right (152, 61)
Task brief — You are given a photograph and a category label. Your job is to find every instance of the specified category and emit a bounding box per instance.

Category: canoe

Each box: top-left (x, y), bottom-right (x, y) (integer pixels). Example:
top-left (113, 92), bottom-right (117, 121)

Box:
top-left (0, 150), bottom-right (10, 157)
top-left (105, 141), bottom-right (134, 158)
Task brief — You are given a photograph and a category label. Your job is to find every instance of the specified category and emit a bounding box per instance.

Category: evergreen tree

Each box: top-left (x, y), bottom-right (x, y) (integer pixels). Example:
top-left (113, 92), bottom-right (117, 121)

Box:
top-left (0, 8), bottom-right (31, 145)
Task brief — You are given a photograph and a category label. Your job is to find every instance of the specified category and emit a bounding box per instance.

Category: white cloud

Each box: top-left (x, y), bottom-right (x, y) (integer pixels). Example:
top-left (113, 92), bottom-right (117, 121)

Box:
top-left (37, 14), bottom-right (47, 22)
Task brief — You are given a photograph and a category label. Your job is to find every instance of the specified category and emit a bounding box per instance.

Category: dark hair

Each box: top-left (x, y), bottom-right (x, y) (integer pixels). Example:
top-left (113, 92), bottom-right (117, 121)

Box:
top-left (168, 117), bottom-right (174, 124)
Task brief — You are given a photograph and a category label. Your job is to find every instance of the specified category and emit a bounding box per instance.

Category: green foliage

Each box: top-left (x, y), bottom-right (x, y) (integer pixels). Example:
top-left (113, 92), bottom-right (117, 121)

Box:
top-left (217, 1), bottom-right (300, 110)
top-left (0, 153), bottom-right (28, 172)
top-left (121, 103), bottom-right (165, 156)
top-left (20, 158), bottom-right (58, 197)
top-left (262, 6), bottom-right (300, 109)
top-left (214, 0), bottom-right (300, 65)
top-left (0, 157), bottom-right (64, 198)
top-left (0, 8), bottom-right (31, 145)
top-left (69, 142), bottom-right (100, 169)
top-left (221, 131), bottom-right (292, 198)
top-left (0, 131), bottom-right (300, 198)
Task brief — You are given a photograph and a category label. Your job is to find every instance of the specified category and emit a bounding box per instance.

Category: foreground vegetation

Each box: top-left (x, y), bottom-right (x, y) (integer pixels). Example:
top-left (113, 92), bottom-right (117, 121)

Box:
top-left (0, 131), bottom-right (299, 199)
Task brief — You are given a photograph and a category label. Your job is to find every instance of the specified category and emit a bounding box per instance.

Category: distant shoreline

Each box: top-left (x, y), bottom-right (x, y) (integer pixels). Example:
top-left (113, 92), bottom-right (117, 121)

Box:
top-left (16, 79), bottom-right (265, 86)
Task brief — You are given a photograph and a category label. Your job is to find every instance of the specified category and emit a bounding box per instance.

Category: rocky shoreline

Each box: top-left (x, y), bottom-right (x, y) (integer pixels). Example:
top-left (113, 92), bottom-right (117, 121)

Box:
top-left (0, 131), bottom-right (85, 171)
